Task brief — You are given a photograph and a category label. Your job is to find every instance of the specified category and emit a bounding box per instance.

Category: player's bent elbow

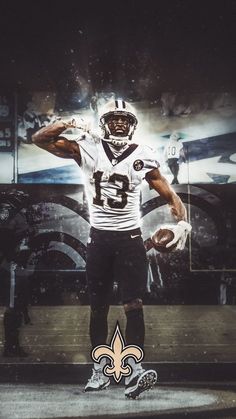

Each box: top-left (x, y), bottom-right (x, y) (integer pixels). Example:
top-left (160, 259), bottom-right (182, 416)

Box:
top-left (32, 130), bottom-right (48, 147)
top-left (31, 131), bottom-right (40, 145)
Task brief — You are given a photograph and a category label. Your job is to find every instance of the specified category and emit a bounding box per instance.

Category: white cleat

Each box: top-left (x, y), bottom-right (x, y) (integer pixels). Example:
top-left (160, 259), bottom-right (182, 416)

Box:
top-left (125, 369), bottom-right (158, 399)
top-left (84, 369), bottom-right (110, 392)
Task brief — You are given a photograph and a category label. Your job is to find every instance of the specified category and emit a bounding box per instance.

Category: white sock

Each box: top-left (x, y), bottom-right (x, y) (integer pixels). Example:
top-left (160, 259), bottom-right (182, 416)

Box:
top-left (125, 358), bottom-right (143, 385)
top-left (94, 357), bottom-right (107, 372)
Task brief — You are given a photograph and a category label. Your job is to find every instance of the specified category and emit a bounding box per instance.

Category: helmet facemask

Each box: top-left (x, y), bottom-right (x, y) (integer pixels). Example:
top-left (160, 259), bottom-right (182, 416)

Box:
top-left (99, 99), bottom-right (138, 147)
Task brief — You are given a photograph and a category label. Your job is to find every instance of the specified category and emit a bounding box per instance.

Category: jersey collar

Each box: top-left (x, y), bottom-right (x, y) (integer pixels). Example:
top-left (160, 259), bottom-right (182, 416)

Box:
top-left (102, 140), bottom-right (138, 166)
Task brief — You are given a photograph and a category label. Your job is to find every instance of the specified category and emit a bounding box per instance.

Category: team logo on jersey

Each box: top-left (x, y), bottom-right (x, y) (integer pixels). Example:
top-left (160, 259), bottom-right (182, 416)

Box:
top-left (133, 159), bottom-right (144, 171)
top-left (112, 159), bottom-right (118, 166)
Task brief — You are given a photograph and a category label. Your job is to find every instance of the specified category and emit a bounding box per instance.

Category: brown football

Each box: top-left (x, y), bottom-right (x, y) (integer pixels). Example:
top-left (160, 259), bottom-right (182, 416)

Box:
top-left (151, 228), bottom-right (176, 253)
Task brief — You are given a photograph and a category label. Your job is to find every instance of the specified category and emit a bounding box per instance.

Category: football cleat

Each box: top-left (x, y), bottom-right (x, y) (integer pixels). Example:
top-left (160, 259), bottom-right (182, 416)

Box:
top-left (125, 368), bottom-right (158, 399)
top-left (84, 368), bottom-right (110, 392)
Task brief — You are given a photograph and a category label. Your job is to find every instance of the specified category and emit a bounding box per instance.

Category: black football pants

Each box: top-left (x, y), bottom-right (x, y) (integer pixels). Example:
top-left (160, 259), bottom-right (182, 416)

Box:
top-left (86, 227), bottom-right (148, 347)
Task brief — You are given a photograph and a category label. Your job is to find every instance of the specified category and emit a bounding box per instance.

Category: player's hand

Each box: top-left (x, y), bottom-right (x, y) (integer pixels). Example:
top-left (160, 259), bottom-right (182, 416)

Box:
top-left (61, 119), bottom-right (77, 129)
top-left (165, 220), bottom-right (192, 250)
top-left (71, 117), bottom-right (91, 133)
top-left (151, 220), bottom-right (192, 253)
top-left (60, 117), bottom-right (90, 131)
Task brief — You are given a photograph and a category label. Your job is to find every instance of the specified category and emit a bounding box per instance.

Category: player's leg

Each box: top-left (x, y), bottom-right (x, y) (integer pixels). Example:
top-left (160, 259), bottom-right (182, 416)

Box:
top-left (124, 298), bottom-right (145, 348)
top-left (84, 229), bottom-right (114, 391)
top-left (115, 231), bottom-right (147, 348)
top-left (172, 159), bottom-right (179, 184)
top-left (2, 263), bottom-right (28, 358)
top-left (115, 231), bottom-right (158, 398)
top-left (167, 160), bottom-right (175, 184)
top-left (124, 299), bottom-right (158, 399)
top-left (86, 233), bottom-right (113, 347)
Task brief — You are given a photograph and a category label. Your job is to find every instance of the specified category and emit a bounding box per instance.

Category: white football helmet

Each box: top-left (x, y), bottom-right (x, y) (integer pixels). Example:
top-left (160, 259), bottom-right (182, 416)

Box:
top-left (170, 131), bottom-right (181, 141)
top-left (99, 99), bottom-right (138, 146)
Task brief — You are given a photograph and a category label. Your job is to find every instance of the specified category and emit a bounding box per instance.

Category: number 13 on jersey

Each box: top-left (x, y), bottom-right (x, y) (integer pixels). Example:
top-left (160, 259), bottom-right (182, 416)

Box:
top-left (93, 171), bottom-right (129, 209)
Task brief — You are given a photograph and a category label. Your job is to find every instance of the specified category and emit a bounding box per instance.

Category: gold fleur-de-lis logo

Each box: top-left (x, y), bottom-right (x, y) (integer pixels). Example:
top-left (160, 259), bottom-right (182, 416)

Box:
top-left (92, 322), bottom-right (144, 383)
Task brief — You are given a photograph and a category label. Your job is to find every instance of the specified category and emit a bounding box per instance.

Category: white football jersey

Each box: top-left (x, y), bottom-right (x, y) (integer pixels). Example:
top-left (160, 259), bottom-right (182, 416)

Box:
top-left (74, 135), bottom-right (160, 231)
top-left (164, 139), bottom-right (183, 160)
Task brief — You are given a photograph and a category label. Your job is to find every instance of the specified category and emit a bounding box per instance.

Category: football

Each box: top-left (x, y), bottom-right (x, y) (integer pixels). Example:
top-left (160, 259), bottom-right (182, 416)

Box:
top-left (151, 228), bottom-right (177, 253)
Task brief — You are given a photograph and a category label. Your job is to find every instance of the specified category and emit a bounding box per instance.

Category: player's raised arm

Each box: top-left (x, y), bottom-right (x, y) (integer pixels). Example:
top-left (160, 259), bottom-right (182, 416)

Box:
top-left (32, 120), bottom-right (81, 163)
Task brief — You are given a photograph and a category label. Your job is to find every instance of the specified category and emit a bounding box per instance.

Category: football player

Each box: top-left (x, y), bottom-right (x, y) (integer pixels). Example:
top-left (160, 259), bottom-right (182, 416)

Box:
top-left (0, 190), bottom-right (31, 358)
top-left (32, 99), bottom-right (191, 398)
top-left (164, 131), bottom-right (185, 184)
